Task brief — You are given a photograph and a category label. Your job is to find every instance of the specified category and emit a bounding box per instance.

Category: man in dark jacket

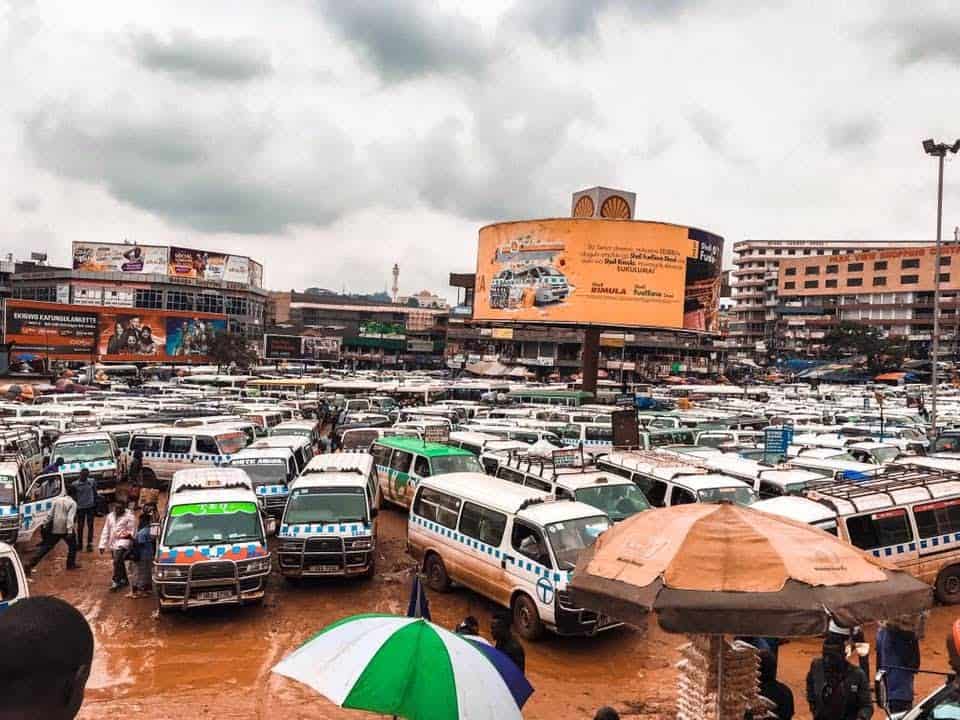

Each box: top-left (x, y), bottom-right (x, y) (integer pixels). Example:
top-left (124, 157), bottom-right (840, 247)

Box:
top-left (491, 612), bottom-right (525, 674)
top-left (806, 636), bottom-right (872, 720)
top-left (877, 617), bottom-right (921, 713)
top-left (70, 469), bottom-right (97, 552)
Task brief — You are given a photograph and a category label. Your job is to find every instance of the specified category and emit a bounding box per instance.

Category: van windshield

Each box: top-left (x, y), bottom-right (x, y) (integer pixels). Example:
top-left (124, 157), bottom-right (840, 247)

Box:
top-left (698, 486), bottom-right (758, 506)
top-left (216, 433), bottom-right (247, 455)
top-left (430, 455), bottom-right (483, 476)
top-left (164, 501), bottom-right (261, 547)
top-left (230, 459), bottom-right (288, 486)
top-left (575, 484), bottom-right (650, 522)
top-left (545, 515), bottom-right (610, 571)
top-left (0, 476), bottom-right (15, 505)
top-left (284, 487), bottom-right (367, 524)
top-left (53, 439), bottom-right (112, 464)
top-left (871, 446), bottom-right (901, 464)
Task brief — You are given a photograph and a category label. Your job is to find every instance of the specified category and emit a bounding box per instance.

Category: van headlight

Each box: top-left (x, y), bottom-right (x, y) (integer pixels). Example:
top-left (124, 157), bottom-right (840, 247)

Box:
top-left (239, 557), bottom-right (271, 575)
top-left (155, 564), bottom-right (188, 580)
top-left (346, 537), bottom-right (373, 551)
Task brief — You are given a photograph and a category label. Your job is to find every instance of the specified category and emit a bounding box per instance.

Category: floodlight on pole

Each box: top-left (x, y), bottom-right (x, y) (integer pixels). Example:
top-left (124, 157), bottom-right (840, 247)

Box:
top-left (922, 138), bottom-right (960, 440)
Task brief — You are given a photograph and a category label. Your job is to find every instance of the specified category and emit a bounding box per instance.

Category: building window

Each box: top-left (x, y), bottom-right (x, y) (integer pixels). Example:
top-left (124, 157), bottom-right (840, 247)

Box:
top-left (805, 266), bottom-right (820, 275)
top-left (135, 289), bottom-right (163, 309)
top-left (166, 291), bottom-right (194, 311)
top-left (826, 264), bottom-right (838, 274)
top-left (788, 250), bottom-right (796, 255)
top-left (901, 275), bottom-right (919, 285)
top-left (784, 282), bottom-right (796, 290)
top-left (804, 280), bottom-right (818, 289)
top-left (901, 258), bottom-right (920, 269)
top-left (784, 267), bottom-right (797, 276)
top-left (847, 278), bottom-right (864, 287)
top-left (848, 262), bottom-right (864, 272)
top-left (825, 279), bottom-right (838, 288)
top-left (225, 296), bottom-right (248, 316)
top-left (942, 256), bottom-right (953, 266)
top-left (15, 286), bottom-right (57, 302)
top-left (874, 261), bottom-right (887, 271)
top-left (873, 276), bottom-right (887, 287)
top-left (196, 293), bottom-right (224, 314)
top-left (940, 273), bottom-right (951, 283)
top-left (803, 249), bottom-right (811, 255)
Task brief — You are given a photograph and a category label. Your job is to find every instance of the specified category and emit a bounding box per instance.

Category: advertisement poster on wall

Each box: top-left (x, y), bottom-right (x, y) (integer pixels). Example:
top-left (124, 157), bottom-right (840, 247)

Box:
top-left (473, 219), bottom-right (724, 333)
top-left (165, 316), bottom-right (227, 359)
top-left (168, 247), bottom-right (229, 280)
top-left (224, 255), bottom-right (250, 284)
top-left (5, 301), bottom-right (98, 355)
top-left (248, 261), bottom-right (263, 289)
top-left (98, 310), bottom-right (225, 362)
top-left (264, 334), bottom-right (304, 359)
top-left (303, 336), bottom-right (341, 361)
top-left (73, 242), bottom-right (169, 274)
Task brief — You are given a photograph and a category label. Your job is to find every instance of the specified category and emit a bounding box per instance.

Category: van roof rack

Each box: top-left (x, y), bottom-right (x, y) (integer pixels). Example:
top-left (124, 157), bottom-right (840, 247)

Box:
top-left (805, 464), bottom-right (960, 514)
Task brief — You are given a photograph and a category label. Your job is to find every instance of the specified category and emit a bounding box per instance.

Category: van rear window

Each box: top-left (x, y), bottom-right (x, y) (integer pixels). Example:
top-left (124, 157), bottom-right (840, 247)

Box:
top-left (914, 498), bottom-right (960, 540)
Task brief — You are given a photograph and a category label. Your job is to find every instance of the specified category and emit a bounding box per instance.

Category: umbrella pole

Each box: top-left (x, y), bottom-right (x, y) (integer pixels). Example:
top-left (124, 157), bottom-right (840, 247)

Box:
top-left (715, 635), bottom-right (722, 720)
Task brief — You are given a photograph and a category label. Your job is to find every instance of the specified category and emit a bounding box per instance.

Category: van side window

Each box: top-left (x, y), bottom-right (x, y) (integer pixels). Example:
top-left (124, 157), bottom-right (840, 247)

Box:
top-left (481, 457), bottom-right (499, 475)
top-left (585, 426), bottom-right (612, 442)
top-left (371, 444), bottom-right (392, 467)
top-left (758, 480), bottom-right (782, 499)
top-left (131, 436), bottom-right (162, 453)
top-left (163, 436), bottom-right (193, 455)
top-left (113, 433), bottom-right (130, 450)
top-left (458, 502), bottom-right (507, 547)
top-left (671, 487), bottom-right (696, 505)
top-left (0, 557), bottom-right (19, 601)
top-left (413, 456), bottom-right (431, 478)
top-left (390, 450), bottom-right (413, 475)
top-left (846, 510), bottom-right (913, 551)
top-left (28, 475), bottom-right (62, 502)
top-left (497, 467), bottom-right (525, 484)
top-left (597, 461), bottom-right (631, 480)
top-left (195, 436), bottom-right (218, 455)
top-left (914, 498), bottom-right (960, 540)
top-left (646, 480), bottom-right (668, 507)
top-left (524, 476), bottom-right (551, 493)
top-left (413, 487), bottom-right (460, 530)
top-left (512, 522), bottom-right (551, 568)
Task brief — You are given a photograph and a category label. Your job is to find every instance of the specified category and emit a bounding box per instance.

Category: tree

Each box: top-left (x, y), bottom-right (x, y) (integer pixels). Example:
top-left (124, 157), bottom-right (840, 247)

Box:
top-left (207, 330), bottom-right (259, 372)
top-left (406, 297), bottom-right (421, 308)
top-left (822, 322), bottom-right (906, 375)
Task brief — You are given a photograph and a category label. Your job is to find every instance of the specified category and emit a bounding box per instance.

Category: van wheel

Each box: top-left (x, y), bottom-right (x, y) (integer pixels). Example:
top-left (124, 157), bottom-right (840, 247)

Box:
top-left (512, 593), bottom-right (544, 641)
top-left (936, 565), bottom-right (960, 603)
top-left (424, 553), bottom-right (450, 592)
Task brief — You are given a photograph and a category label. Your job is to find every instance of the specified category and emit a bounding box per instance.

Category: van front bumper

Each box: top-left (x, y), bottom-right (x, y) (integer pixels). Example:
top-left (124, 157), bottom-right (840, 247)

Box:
top-left (553, 590), bottom-right (621, 636)
top-left (278, 537), bottom-right (374, 577)
top-left (153, 556), bottom-right (271, 610)
top-left (0, 518), bottom-right (18, 544)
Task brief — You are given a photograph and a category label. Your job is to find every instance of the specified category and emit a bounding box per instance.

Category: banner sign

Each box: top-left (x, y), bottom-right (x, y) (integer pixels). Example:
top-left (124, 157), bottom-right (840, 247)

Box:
top-left (763, 426), bottom-right (794, 464)
top-left (72, 243), bottom-right (168, 275)
top-left (264, 334), bottom-right (304, 360)
top-left (5, 302), bottom-right (98, 355)
top-left (552, 447), bottom-right (581, 468)
top-left (612, 409), bottom-right (640, 448)
top-left (423, 425), bottom-right (450, 444)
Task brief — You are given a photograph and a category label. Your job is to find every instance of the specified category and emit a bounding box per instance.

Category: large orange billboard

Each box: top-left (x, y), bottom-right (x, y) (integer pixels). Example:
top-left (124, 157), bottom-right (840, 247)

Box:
top-left (473, 219), bottom-right (723, 332)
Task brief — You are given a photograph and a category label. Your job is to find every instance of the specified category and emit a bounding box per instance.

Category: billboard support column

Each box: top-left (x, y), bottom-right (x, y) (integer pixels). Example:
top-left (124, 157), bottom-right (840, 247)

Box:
top-left (581, 327), bottom-right (601, 396)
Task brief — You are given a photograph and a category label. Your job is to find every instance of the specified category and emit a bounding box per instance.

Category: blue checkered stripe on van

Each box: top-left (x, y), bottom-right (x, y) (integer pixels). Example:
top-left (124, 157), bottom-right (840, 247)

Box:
top-left (872, 531), bottom-right (960, 558)
top-left (412, 515), bottom-right (570, 584)
top-left (142, 452), bottom-right (231, 463)
top-left (0, 505), bottom-right (18, 517)
top-left (255, 484), bottom-right (289, 496)
top-left (279, 522), bottom-right (369, 537)
top-left (62, 460), bottom-right (115, 473)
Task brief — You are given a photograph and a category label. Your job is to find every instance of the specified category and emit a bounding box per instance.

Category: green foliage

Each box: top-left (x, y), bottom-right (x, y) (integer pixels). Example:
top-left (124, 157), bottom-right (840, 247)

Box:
top-left (822, 322), bottom-right (906, 374)
top-left (207, 330), bottom-right (258, 371)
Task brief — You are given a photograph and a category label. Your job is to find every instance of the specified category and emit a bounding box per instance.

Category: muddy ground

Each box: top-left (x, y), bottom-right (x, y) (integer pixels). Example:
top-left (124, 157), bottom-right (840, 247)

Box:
top-left (24, 504), bottom-right (958, 719)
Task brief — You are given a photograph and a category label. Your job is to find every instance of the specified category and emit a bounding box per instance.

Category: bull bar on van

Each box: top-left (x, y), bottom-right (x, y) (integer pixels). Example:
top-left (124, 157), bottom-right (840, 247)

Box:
top-left (153, 554), bottom-right (272, 610)
top-left (278, 534), bottom-right (374, 577)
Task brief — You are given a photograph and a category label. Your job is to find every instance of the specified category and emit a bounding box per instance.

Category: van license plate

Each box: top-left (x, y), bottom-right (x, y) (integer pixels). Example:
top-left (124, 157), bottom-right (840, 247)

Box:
top-left (196, 590), bottom-right (234, 601)
top-left (309, 564), bottom-right (339, 573)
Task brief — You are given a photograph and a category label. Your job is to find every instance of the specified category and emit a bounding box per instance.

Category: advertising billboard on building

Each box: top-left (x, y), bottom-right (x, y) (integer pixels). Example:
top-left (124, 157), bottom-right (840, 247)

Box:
top-left (5, 301), bottom-right (98, 356)
top-left (248, 260), bottom-right (263, 289)
top-left (98, 310), bottom-right (225, 362)
top-left (263, 334), bottom-right (304, 359)
top-left (473, 219), bottom-right (724, 333)
top-left (303, 336), bottom-right (341, 361)
top-left (72, 242), bottom-right (169, 275)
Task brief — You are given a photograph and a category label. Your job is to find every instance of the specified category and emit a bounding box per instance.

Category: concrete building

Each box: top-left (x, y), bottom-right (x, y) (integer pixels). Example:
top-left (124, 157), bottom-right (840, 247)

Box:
top-left (729, 239), bottom-right (933, 361)
top-left (775, 243), bottom-right (960, 357)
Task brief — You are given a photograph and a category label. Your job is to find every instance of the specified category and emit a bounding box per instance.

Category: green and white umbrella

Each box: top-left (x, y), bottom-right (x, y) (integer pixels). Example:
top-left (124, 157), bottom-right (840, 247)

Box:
top-left (272, 613), bottom-right (525, 720)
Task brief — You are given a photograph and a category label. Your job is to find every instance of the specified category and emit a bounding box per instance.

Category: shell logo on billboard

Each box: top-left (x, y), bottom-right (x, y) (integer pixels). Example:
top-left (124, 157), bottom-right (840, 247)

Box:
top-left (473, 218), bottom-right (723, 333)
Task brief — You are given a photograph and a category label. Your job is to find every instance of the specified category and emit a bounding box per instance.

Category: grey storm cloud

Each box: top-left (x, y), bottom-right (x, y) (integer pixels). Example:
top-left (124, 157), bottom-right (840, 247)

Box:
top-left (131, 29), bottom-right (272, 83)
top-left (506, 0), bottom-right (702, 43)
top-left (316, 0), bottom-right (491, 81)
top-left (22, 106), bottom-right (373, 234)
top-left (826, 119), bottom-right (879, 150)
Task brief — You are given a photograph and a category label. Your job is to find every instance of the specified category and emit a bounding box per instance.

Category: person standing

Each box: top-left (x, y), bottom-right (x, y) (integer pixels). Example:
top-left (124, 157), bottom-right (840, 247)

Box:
top-left (128, 508), bottom-right (156, 599)
top-left (99, 502), bottom-right (135, 591)
top-left (490, 612), bottom-right (525, 673)
top-left (758, 649), bottom-right (794, 719)
top-left (877, 616), bottom-right (922, 714)
top-left (806, 636), bottom-right (872, 720)
top-left (70, 469), bottom-right (97, 552)
top-left (27, 488), bottom-right (80, 573)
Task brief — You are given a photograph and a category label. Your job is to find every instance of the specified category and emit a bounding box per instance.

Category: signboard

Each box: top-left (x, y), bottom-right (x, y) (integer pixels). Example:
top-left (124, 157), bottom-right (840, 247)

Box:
top-left (407, 339), bottom-right (434, 353)
top-left (551, 447), bottom-right (580, 469)
top-left (763, 426), bottom-right (794, 464)
top-left (224, 255), bottom-right (250, 284)
top-left (5, 301), bottom-right (98, 356)
top-left (303, 336), bottom-right (341, 361)
top-left (423, 425), bottom-right (450, 444)
top-left (168, 246), bottom-right (229, 281)
top-left (491, 327), bottom-right (514, 340)
top-left (248, 260), bottom-right (264, 289)
top-left (611, 409), bottom-right (640, 449)
top-left (615, 394), bottom-right (635, 408)
top-left (72, 242), bottom-right (168, 274)
top-left (474, 219), bottom-right (723, 332)
top-left (264, 334), bottom-right (304, 360)
top-left (99, 309), bottom-right (226, 362)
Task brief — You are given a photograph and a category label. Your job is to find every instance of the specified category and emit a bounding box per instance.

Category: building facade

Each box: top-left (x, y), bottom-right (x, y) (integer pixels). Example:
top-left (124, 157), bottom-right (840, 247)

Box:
top-left (12, 243), bottom-right (267, 339)
top-left (729, 239), bottom-right (933, 361)
top-left (775, 243), bottom-right (960, 357)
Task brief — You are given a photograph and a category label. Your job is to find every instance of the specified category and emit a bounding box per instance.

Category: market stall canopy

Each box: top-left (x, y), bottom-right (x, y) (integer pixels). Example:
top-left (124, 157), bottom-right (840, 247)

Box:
top-left (464, 361), bottom-right (532, 379)
top-left (570, 503), bottom-right (932, 637)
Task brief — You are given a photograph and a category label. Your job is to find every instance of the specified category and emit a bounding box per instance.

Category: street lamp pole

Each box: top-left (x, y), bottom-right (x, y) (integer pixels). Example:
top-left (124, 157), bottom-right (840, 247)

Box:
top-left (923, 138), bottom-right (960, 439)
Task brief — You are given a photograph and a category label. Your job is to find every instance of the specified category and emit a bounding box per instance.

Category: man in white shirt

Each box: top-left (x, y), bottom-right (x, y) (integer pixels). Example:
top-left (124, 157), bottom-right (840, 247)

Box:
top-left (27, 489), bottom-right (80, 573)
top-left (99, 502), bottom-right (136, 591)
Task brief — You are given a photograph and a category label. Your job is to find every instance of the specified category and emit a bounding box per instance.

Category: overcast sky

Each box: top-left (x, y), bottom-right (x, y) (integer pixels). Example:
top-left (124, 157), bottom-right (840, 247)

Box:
top-left (3, 1), bottom-right (960, 299)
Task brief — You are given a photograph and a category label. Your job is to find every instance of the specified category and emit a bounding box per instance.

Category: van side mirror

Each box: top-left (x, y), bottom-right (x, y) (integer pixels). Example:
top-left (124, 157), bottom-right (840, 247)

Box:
top-left (874, 670), bottom-right (890, 715)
